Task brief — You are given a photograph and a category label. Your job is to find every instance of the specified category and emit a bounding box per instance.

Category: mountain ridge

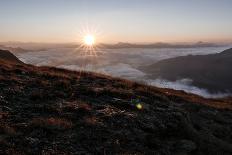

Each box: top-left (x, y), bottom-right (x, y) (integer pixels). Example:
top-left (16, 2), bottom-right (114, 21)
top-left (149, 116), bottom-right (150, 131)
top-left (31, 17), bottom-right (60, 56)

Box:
top-left (142, 48), bottom-right (232, 93)
top-left (0, 49), bottom-right (23, 64)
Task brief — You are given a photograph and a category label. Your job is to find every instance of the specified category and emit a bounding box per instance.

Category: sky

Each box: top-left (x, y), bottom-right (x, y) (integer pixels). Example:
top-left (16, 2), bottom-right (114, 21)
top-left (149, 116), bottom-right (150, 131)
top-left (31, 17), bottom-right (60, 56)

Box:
top-left (0, 0), bottom-right (232, 43)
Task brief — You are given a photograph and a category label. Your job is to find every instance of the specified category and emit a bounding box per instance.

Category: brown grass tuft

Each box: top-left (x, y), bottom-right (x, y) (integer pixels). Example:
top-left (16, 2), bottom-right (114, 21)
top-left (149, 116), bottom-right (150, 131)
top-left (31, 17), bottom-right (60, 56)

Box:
top-left (0, 123), bottom-right (17, 136)
top-left (31, 117), bottom-right (72, 130)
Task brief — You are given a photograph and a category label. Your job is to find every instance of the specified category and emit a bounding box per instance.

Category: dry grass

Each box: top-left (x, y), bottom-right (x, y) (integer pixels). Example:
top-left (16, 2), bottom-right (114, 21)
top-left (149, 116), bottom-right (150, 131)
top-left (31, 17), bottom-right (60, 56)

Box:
top-left (0, 123), bottom-right (16, 136)
top-left (1, 55), bottom-right (232, 154)
top-left (31, 117), bottom-right (72, 130)
top-left (62, 101), bottom-right (92, 112)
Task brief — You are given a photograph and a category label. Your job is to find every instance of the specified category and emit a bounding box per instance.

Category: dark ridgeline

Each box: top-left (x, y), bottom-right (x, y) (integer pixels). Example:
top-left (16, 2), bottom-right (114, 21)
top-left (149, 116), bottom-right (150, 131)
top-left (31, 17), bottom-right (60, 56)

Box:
top-left (0, 49), bottom-right (23, 64)
top-left (0, 50), bottom-right (232, 154)
top-left (142, 48), bottom-right (232, 93)
top-left (100, 41), bottom-right (220, 49)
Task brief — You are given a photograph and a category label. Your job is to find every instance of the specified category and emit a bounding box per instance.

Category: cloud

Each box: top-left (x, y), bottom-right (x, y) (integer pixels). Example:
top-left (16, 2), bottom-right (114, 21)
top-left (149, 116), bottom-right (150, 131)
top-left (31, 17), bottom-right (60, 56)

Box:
top-left (16, 46), bottom-right (231, 98)
top-left (149, 78), bottom-right (231, 98)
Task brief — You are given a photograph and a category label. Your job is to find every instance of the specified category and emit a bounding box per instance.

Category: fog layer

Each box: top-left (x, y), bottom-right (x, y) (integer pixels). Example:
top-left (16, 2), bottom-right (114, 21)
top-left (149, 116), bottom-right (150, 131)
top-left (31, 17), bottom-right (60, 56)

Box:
top-left (16, 46), bottom-right (230, 98)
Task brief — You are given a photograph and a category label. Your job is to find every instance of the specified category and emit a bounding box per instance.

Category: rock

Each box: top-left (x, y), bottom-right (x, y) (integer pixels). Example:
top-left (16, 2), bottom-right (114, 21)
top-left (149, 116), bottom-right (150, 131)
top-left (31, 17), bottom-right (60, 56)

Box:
top-left (26, 137), bottom-right (40, 145)
top-left (174, 140), bottom-right (197, 153)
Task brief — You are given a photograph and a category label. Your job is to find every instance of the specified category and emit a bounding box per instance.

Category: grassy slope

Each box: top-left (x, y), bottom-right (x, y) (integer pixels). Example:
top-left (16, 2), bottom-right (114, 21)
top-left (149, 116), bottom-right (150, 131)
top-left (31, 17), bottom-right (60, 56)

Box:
top-left (0, 60), bottom-right (232, 154)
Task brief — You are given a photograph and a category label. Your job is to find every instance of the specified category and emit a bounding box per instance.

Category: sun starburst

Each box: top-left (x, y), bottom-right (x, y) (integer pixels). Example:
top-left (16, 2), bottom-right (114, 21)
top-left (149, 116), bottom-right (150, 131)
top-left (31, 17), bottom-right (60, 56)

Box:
top-left (72, 24), bottom-right (105, 74)
top-left (83, 35), bottom-right (95, 46)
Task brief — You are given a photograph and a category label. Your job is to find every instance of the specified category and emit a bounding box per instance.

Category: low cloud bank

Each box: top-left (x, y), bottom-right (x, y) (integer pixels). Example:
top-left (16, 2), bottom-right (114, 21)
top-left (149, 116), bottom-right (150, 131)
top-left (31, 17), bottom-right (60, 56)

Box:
top-left (149, 78), bottom-right (231, 98)
top-left (16, 46), bottom-right (231, 98)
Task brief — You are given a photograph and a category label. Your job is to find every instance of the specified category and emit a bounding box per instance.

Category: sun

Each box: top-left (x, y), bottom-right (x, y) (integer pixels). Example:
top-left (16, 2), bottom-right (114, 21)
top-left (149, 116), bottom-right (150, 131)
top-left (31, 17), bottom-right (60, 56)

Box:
top-left (84, 35), bottom-right (95, 46)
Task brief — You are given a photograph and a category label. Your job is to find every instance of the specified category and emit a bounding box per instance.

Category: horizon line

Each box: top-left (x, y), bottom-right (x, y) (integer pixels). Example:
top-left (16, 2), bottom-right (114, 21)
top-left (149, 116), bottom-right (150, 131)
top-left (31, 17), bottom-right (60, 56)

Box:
top-left (1, 40), bottom-right (232, 45)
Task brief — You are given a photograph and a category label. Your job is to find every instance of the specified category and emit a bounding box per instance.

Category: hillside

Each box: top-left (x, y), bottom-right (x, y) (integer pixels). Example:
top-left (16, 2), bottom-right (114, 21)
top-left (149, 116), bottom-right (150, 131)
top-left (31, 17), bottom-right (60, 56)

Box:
top-left (0, 49), bottom-right (23, 64)
top-left (142, 48), bottom-right (232, 93)
top-left (0, 50), bottom-right (232, 154)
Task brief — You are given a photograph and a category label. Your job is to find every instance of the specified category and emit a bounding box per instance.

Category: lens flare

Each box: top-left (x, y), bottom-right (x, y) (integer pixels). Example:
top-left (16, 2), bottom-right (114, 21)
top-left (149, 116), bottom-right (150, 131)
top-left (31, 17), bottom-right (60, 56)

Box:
top-left (136, 103), bottom-right (143, 110)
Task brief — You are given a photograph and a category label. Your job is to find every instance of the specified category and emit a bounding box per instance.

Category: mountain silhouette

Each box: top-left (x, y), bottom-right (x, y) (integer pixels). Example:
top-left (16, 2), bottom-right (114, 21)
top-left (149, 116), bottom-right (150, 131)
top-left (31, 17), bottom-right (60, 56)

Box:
top-left (142, 48), bottom-right (232, 93)
top-left (0, 49), bottom-right (23, 64)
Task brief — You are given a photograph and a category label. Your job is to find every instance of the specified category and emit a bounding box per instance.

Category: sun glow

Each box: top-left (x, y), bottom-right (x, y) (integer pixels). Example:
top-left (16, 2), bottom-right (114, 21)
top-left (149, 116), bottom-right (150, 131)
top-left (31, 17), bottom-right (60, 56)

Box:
top-left (76, 25), bottom-right (103, 58)
top-left (84, 35), bottom-right (95, 46)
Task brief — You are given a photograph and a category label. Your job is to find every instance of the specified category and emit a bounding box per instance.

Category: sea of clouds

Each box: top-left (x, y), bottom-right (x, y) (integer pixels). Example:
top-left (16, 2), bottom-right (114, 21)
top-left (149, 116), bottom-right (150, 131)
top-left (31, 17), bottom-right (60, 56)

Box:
top-left (16, 46), bottom-right (230, 98)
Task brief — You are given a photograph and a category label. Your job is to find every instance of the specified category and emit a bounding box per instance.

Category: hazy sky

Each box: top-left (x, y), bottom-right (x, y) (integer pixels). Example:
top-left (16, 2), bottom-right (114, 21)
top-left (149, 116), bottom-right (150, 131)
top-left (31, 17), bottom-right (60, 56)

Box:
top-left (0, 0), bottom-right (232, 43)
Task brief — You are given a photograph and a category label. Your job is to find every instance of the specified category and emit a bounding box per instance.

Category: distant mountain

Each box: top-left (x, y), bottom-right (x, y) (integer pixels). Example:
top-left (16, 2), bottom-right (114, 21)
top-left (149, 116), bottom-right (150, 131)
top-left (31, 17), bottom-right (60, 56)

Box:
top-left (0, 45), bottom-right (30, 53)
top-left (142, 48), bottom-right (232, 93)
top-left (0, 51), bottom-right (232, 154)
top-left (0, 41), bottom-right (223, 50)
top-left (100, 42), bottom-right (221, 49)
top-left (0, 49), bottom-right (23, 64)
